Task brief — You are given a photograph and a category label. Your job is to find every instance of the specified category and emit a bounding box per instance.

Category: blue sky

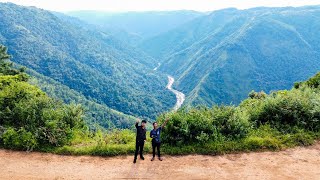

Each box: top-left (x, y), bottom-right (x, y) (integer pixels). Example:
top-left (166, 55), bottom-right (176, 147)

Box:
top-left (0, 0), bottom-right (320, 12)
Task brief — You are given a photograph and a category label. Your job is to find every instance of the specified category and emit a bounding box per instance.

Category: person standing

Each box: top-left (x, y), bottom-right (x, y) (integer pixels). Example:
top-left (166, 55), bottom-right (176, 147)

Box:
top-left (150, 118), bottom-right (169, 161)
top-left (133, 119), bottom-right (147, 163)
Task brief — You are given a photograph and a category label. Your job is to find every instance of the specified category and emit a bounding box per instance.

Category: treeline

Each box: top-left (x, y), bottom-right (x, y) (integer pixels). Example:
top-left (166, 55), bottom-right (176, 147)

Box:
top-left (0, 45), bottom-right (85, 151)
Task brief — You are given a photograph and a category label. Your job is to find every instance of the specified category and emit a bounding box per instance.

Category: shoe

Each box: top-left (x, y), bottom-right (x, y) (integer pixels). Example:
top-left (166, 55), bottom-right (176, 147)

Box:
top-left (133, 159), bottom-right (136, 163)
top-left (140, 156), bottom-right (145, 160)
top-left (151, 157), bottom-right (155, 161)
top-left (159, 157), bottom-right (163, 161)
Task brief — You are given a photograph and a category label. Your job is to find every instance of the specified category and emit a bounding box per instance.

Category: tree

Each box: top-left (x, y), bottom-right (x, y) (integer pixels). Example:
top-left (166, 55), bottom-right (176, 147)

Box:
top-left (0, 45), bottom-right (25, 76)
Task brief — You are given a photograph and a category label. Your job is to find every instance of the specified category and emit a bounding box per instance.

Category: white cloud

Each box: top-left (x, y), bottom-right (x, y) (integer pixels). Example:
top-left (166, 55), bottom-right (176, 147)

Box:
top-left (0, 0), bottom-right (319, 12)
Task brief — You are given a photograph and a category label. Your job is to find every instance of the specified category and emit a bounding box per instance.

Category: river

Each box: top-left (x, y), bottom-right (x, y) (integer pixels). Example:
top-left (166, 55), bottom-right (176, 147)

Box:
top-left (166, 76), bottom-right (185, 111)
top-left (153, 63), bottom-right (185, 111)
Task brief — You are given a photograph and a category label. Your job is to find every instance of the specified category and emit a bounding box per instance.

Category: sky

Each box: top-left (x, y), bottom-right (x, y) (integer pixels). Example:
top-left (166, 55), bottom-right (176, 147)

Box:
top-left (0, 0), bottom-right (320, 12)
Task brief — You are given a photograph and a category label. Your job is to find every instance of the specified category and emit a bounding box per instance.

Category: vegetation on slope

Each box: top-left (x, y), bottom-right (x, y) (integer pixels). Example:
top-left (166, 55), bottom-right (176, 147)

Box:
top-left (141, 6), bottom-right (320, 107)
top-left (27, 69), bottom-right (136, 129)
top-left (0, 45), bottom-right (85, 151)
top-left (0, 3), bottom-right (175, 126)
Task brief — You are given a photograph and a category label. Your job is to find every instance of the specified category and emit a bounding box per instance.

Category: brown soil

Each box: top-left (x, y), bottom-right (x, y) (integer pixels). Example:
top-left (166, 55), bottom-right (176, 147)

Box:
top-left (1, 143), bottom-right (320, 180)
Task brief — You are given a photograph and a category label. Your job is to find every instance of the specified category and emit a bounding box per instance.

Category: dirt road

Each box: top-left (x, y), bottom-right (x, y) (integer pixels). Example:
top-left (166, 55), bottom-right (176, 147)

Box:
top-left (1, 143), bottom-right (320, 180)
top-left (166, 76), bottom-right (185, 111)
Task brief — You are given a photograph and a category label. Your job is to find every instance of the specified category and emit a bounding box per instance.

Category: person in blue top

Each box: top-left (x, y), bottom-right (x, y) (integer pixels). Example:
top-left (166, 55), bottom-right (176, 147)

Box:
top-left (150, 118), bottom-right (169, 161)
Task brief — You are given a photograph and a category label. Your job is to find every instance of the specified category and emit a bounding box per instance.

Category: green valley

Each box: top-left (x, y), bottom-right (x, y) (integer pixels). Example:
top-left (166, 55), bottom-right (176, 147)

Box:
top-left (0, 2), bottom-right (319, 157)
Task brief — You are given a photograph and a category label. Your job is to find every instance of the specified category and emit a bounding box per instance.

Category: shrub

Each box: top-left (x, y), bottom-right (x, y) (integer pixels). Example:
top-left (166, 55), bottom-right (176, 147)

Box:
top-left (253, 88), bottom-right (320, 131)
top-left (160, 106), bottom-right (251, 145)
top-left (2, 127), bottom-right (37, 151)
top-left (104, 129), bottom-right (135, 144)
top-left (0, 75), bottom-right (85, 149)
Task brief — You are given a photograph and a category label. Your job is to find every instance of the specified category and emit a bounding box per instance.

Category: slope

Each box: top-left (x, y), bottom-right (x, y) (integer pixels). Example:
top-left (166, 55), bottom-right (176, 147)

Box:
top-left (151, 6), bottom-right (320, 106)
top-left (27, 68), bottom-right (136, 129)
top-left (0, 3), bottom-right (175, 123)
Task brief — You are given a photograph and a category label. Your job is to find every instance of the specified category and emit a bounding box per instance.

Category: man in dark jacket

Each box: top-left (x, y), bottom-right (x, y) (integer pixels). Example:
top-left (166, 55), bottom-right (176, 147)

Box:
top-left (133, 119), bottom-right (147, 163)
top-left (150, 118), bottom-right (169, 161)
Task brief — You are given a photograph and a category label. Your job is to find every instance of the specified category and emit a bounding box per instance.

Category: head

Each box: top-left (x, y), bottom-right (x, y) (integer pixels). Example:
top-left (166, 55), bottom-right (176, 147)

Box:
top-left (141, 120), bottom-right (147, 127)
top-left (153, 122), bottom-right (158, 129)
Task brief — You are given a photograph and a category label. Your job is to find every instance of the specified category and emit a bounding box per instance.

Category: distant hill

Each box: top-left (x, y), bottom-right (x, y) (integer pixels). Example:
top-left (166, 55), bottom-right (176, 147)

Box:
top-left (67, 10), bottom-right (204, 45)
top-left (0, 3), bottom-right (175, 127)
top-left (140, 6), bottom-right (320, 106)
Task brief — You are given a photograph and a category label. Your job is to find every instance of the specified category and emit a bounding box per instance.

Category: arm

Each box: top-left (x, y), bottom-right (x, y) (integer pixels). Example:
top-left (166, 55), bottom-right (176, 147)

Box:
top-left (135, 119), bottom-right (140, 128)
top-left (161, 118), bottom-right (170, 128)
top-left (150, 130), bottom-right (153, 138)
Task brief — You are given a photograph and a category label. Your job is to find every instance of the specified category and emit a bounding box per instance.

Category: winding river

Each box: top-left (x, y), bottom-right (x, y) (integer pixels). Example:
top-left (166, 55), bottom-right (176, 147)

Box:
top-left (153, 63), bottom-right (185, 111)
top-left (166, 76), bottom-right (185, 111)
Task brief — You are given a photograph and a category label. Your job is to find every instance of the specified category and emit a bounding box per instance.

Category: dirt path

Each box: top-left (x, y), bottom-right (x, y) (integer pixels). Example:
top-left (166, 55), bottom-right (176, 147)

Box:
top-left (166, 76), bottom-right (185, 111)
top-left (1, 143), bottom-right (320, 180)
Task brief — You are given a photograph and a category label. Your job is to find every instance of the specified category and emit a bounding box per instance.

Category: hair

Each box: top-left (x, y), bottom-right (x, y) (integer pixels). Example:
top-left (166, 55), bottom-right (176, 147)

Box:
top-left (141, 120), bottom-right (147, 123)
top-left (153, 122), bottom-right (157, 126)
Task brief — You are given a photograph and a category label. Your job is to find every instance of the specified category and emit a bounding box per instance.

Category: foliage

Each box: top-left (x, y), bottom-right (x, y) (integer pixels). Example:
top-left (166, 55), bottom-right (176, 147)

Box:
top-left (295, 72), bottom-right (320, 89)
top-left (160, 106), bottom-right (250, 145)
top-left (244, 88), bottom-right (320, 131)
top-left (0, 45), bottom-right (85, 150)
top-left (0, 45), bottom-right (25, 76)
top-left (0, 74), bottom-right (85, 148)
top-left (2, 127), bottom-right (37, 151)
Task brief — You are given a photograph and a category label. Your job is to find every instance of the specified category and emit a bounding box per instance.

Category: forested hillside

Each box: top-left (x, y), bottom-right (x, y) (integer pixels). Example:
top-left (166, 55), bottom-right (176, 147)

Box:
top-left (0, 3), bottom-right (175, 127)
top-left (140, 6), bottom-right (320, 106)
top-left (27, 69), bottom-right (136, 129)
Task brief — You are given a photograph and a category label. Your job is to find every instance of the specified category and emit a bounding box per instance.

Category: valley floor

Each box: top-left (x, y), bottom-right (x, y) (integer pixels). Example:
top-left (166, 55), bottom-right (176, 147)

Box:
top-left (1, 143), bottom-right (320, 180)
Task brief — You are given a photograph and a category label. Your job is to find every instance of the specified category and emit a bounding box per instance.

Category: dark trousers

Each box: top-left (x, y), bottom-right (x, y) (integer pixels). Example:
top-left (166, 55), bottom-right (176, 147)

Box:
top-left (134, 140), bottom-right (144, 159)
top-left (152, 140), bottom-right (161, 158)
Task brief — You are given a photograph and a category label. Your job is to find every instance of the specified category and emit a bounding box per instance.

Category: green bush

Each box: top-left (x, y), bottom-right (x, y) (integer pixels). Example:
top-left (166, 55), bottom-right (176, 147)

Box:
top-left (2, 127), bottom-right (37, 151)
top-left (160, 106), bottom-right (250, 145)
top-left (104, 129), bottom-right (136, 144)
top-left (252, 88), bottom-right (320, 131)
top-left (0, 75), bottom-right (85, 149)
top-left (295, 72), bottom-right (320, 89)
